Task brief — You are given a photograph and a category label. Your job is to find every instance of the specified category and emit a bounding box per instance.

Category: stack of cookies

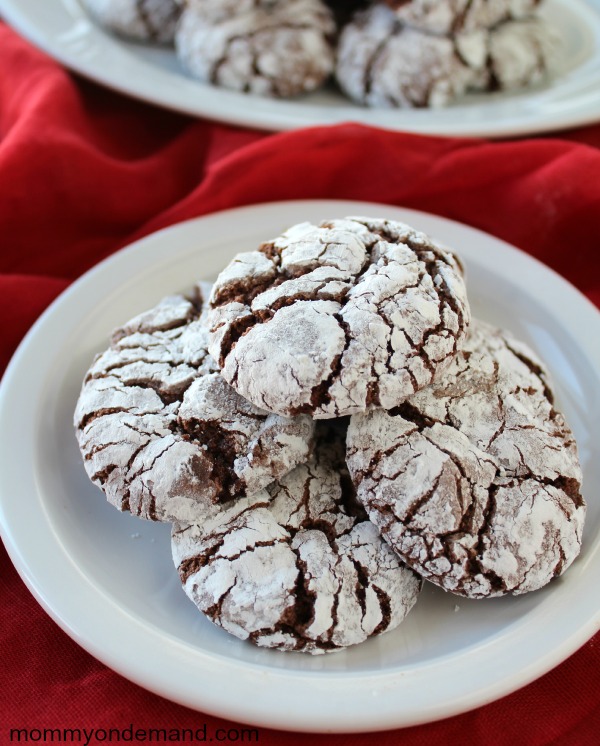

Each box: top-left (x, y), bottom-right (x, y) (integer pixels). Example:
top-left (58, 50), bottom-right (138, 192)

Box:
top-left (79, 0), bottom-right (557, 107)
top-left (74, 216), bottom-right (586, 654)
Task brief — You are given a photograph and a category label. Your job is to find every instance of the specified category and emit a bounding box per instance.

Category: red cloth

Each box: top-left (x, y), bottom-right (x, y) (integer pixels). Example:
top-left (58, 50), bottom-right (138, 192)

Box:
top-left (1, 21), bottom-right (599, 745)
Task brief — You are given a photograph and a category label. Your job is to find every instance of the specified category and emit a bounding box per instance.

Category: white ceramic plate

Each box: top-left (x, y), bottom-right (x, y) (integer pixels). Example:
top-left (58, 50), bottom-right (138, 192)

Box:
top-left (2, 0), bottom-right (600, 136)
top-left (0, 201), bottom-right (599, 733)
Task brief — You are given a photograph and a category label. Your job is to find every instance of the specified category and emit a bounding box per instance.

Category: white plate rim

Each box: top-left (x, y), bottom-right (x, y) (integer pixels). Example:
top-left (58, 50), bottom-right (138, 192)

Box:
top-left (1, 0), bottom-right (600, 137)
top-left (0, 199), bottom-right (599, 733)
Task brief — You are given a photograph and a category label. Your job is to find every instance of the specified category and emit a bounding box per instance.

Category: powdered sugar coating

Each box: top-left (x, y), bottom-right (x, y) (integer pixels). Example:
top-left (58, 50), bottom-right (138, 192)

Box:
top-left (385, 0), bottom-right (542, 35)
top-left (346, 319), bottom-right (585, 598)
top-left (336, 5), bottom-right (480, 108)
top-left (175, 0), bottom-right (335, 98)
top-left (207, 217), bottom-right (470, 419)
top-left (487, 18), bottom-right (556, 90)
top-left (172, 431), bottom-right (420, 653)
top-left (81, 0), bottom-right (180, 43)
top-left (336, 4), bottom-right (554, 108)
top-left (74, 289), bottom-right (315, 523)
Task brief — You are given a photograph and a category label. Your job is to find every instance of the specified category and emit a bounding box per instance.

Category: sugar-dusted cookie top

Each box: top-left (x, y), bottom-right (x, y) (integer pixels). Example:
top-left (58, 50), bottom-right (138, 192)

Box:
top-left (206, 217), bottom-right (470, 419)
top-left (175, 0), bottom-right (336, 98)
top-left (172, 425), bottom-right (420, 653)
top-left (74, 288), bottom-right (315, 523)
top-left (346, 319), bottom-right (585, 598)
top-left (81, 0), bottom-right (181, 43)
top-left (384, 0), bottom-right (542, 35)
top-left (336, 4), bottom-right (554, 108)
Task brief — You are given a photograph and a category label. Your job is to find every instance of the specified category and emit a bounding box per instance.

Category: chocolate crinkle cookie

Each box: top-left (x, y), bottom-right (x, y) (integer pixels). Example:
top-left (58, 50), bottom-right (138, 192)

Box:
top-left (346, 319), bottom-right (586, 599)
top-left (383, 0), bottom-right (542, 35)
top-left (172, 425), bottom-right (421, 653)
top-left (206, 217), bottom-right (470, 419)
top-left (175, 0), bottom-right (336, 98)
top-left (74, 287), bottom-right (315, 523)
top-left (81, 0), bottom-right (181, 43)
top-left (336, 4), bottom-right (555, 108)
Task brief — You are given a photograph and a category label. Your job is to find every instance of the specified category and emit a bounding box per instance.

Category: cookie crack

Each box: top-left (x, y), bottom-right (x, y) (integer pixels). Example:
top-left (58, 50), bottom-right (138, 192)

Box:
top-left (214, 314), bottom-right (256, 368)
top-left (218, 538), bottom-right (289, 568)
top-left (404, 471), bottom-right (443, 526)
top-left (451, 0), bottom-right (475, 36)
top-left (350, 557), bottom-right (369, 624)
top-left (124, 436), bottom-right (178, 490)
top-left (78, 404), bottom-right (139, 431)
top-left (290, 312), bottom-right (353, 416)
top-left (504, 341), bottom-right (554, 404)
top-left (416, 253), bottom-right (468, 351)
top-left (326, 555), bottom-right (343, 645)
top-left (469, 482), bottom-right (507, 593)
top-left (516, 473), bottom-right (583, 511)
top-left (347, 422), bottom-right (418, 481)
top-left (203, 578), bottom-right (238, 622)
top-left (371, 584), bottom-right (393, 635)
top-left (257, 281), bottom-right (351, 318)
top-left (274, 473), bottom-right (312, 532)
top-left (254, 553), bottom-right (323, 651)
top-left (179, 535), bottom-right (287, 585)
top-left (108, 376), bottom-right (190, 406)
top-left (388, 401), bottom-right (437, 431)
top-left (338, 466), bottom-right (368, 521)
top-left (376, 302), bottom-right (422, 397)
top-left (363, 18), bottom-right (405, 100)
top-left (517, 535), bottom-right (562, 593)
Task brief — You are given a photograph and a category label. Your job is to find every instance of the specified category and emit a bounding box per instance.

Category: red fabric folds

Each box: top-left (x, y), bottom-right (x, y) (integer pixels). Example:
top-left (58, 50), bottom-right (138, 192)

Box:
top-left (0, 21), bottom-right (599, 746)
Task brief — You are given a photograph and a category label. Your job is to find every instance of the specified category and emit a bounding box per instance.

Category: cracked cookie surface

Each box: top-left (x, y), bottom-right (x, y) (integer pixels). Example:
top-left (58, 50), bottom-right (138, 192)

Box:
top-left (336, 5), bottom-right (554, 108)
top-left (207, 216), bottom-right (470, 419)
top-left (175, 0), bottom-right (336, 98)
top-left (81, 0), bottom-right (181, 43)
top-left (172, 426), bottom-right (420, 653)
top-left (346, 319), bottom-right (585, 598)
top-left (74, 288), bottom-right (315, 523)
top-left (384, 0), bottom-right (542, 35)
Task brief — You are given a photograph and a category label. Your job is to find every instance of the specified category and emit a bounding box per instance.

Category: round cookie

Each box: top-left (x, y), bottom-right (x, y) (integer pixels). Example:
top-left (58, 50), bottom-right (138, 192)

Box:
top-left (81, 0), bottom-right (180, 43)
top-left (346, 319), bottom-right (586, 598)
top-left (74, 287), bottom-right (315, 523)
top-left (172, 427), bottom-right (421, 653)
top-left (175, 0), bottom-right (336, 98)
top-left (336, 5), bottom-right (554, 108)
top-left (206, 217), bottom-right (470, 419)
top-left (336, 5), bottom-right (482, 108)
top-left (383, 0), bottom-right (542, 35)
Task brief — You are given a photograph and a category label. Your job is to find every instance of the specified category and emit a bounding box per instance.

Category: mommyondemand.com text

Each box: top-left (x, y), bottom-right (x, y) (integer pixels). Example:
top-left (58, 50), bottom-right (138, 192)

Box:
top-left (8, 724), bottom-right (260, 745)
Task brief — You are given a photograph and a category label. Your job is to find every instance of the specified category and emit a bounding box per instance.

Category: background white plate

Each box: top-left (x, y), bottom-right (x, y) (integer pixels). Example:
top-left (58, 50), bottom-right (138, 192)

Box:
top-left (0, 201), bottom-right (599, 733)
top-left (1, 0), bottom-right (600, 136)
